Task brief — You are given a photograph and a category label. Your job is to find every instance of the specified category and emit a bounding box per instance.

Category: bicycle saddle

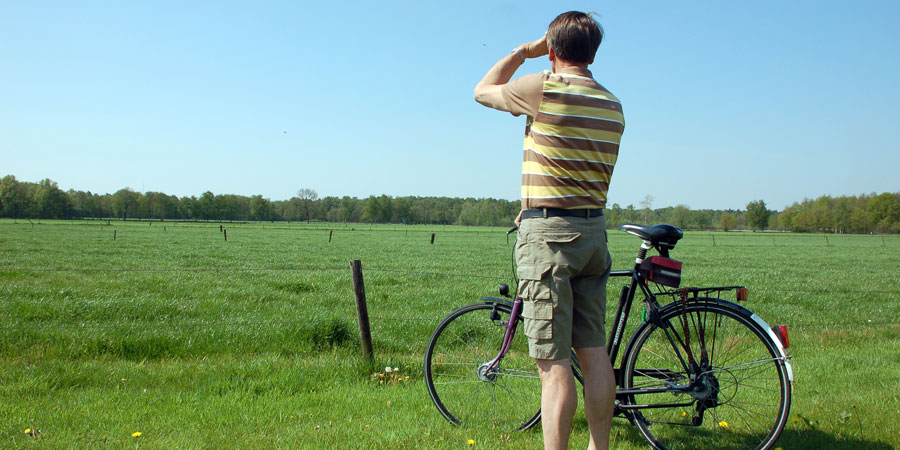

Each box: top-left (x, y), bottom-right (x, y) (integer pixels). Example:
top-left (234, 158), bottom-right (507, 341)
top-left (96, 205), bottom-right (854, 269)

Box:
top-left (618, 223), bottom-right (683, 251)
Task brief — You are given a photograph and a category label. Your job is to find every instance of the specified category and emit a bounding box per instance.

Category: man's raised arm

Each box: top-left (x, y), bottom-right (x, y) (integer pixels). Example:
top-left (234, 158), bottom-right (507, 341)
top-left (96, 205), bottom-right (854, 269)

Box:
top-left (474, 35), bottom-right (548, 111)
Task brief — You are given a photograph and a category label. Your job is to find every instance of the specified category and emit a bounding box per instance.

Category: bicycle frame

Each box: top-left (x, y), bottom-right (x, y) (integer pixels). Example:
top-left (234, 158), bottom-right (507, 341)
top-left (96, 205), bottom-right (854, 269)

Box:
top-left (479, 238), bottom-right (780, 410)
top-left (428, 225), bottom-right (794, 449)
top-left (480, 265), bottom-right (646, 386)
top-left (482, 237), bottom-right (652, 378)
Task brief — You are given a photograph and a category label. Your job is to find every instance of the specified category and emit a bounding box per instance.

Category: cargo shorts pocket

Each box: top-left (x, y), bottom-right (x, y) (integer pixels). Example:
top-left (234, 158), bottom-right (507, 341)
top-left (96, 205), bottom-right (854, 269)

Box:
top-left (542, 232), bottom-right (581, 244)
top-left (518, 263), bottom-right (554, 340)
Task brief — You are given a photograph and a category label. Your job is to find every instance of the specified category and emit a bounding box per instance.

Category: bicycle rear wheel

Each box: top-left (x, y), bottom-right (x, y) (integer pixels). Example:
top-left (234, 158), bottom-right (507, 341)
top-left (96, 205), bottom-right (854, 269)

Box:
top-left (622, 300), bottom-right (791, 450)
top-left (424, 302), bottom-right (542, 431)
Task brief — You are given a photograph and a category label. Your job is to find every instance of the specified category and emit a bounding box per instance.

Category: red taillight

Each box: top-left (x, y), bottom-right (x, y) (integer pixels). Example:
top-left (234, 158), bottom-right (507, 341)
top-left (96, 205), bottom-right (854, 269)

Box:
top-left (736, 287), bottom-right (748, 301)
top-left (773, 325), bottom-right (789, 348)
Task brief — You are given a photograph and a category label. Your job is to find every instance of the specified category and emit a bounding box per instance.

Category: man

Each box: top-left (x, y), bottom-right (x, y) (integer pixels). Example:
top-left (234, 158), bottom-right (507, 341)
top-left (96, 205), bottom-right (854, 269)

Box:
top-left (473, 11), bottom-right (623, 450)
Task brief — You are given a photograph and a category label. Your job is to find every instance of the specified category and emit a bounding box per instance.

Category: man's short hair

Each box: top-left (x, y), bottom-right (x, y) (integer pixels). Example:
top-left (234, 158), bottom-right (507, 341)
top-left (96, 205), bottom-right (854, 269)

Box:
top-left (547, 11), bottom-right (603, 64)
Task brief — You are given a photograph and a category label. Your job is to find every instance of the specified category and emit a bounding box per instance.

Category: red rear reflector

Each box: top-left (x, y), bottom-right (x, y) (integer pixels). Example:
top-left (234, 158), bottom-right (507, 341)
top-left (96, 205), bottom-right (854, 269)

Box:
top-left (773, 325), bottom-right (789, 348)
top-left (736, 287), bottom-right (748, 301)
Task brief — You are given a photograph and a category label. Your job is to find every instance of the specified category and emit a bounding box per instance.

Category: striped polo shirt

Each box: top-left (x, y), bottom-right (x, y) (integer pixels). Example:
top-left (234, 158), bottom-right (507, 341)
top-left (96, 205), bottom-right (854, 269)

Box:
top-left (502, 68), bottom-right (624, 209)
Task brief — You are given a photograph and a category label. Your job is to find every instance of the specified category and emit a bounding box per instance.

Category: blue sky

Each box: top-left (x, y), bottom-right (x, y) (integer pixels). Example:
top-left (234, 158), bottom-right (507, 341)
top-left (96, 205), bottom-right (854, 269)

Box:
top-left (2, 1), bottom-right (898, 210)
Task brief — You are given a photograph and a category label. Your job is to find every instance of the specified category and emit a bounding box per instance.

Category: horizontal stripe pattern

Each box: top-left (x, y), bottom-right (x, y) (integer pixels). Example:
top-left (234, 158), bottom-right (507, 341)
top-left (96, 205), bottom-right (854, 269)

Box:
top-left (524, 151), bottom-right (614, 177)
top-left (523, 172), bottom-right (610, 194)
top-left (521, 71), bottom-right (622, 210)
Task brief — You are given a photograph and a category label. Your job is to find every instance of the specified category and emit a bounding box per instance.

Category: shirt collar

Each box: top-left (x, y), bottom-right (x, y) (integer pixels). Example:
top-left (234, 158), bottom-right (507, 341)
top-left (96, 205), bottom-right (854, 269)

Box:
top-left (557, 66), bottom-right (594, 79)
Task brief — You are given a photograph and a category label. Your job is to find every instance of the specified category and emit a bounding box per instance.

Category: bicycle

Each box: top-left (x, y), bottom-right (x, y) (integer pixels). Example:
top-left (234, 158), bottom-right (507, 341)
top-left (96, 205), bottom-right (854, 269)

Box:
top-left (424, 223), bottom-right (793, 450)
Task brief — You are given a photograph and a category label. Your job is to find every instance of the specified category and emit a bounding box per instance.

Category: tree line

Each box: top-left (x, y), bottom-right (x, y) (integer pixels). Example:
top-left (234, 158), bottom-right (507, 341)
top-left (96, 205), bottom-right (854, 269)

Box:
top-left (776, 193), bottom-right (900, 234)
top-left (1, 175), bottom-right (898, 233)
top-left (0, 175), bottom-right (519, 226)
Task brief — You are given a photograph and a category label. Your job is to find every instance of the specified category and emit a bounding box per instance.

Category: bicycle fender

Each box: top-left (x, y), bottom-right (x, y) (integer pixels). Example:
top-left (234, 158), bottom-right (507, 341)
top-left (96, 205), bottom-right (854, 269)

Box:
top-left (656, 297), bottom-right (752, 317)
top-left (481, 297), bottom-right (514, 308)
top-left (749, 312), bottom-right (795, 383)
top-left (658, 298), bottom-right (794, 383)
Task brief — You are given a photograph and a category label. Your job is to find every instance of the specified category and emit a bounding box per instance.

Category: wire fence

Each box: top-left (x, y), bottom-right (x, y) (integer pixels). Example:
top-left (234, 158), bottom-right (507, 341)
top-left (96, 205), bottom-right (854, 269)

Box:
top-left (2, 264), bottom-right (899, 332)
top-left (3, 264), bottom-right (899, 294)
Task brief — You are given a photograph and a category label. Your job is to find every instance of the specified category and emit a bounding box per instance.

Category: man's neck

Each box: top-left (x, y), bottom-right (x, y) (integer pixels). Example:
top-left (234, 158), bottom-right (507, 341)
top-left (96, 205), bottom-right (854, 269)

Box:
top-left (551, 59), bottom-right (590, 74)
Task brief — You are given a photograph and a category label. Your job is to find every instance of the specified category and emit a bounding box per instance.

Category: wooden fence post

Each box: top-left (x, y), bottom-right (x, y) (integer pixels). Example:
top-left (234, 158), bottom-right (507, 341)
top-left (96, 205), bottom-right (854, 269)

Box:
top-left (224, 229), bottom-right (228, 241)
top-left (430, 233), bottom-right (435, 244)
top-left (329, 230), bottom-right (333, 243)
top-left (350, 260), bottom-right (374, 361)
top-left (114, 230), bottom-right (117, 241)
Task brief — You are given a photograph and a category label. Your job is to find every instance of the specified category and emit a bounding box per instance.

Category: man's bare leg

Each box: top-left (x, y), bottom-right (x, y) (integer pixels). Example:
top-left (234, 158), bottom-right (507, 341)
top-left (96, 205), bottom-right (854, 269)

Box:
top-left (536, 358), bottom-right (578, 450)
top-left (574, 346), bottom-right (615, 450)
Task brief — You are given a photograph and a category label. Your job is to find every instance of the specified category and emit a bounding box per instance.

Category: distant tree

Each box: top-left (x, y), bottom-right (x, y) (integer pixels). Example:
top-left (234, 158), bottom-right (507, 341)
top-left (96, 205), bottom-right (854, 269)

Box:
top-left (34, 179), bottom-right (70, 219)
top-left (196, 191), bottom-right (217, 220)
top-left (832, 198), bottom-right (852, 234)
top-left (362, 194), bottom-right (392, 223)
top-left (457, 200), bottom-right (478, 226)
top-left (720, 212), bottom-right (737, 232)
top-left (867, 193), bottom-right (900, 230)
top-left (297, 188), bottom-right (318, 223)
top-left (778, 208), bottom-right (795, 231)
top-left (849, 206), bottom-right (870, 233)
top-left (624, 204), bottom-right (638, 223)
top-left (639, 195), bottom-right (654, 224)
top-left (217, 194), bottom-right (249, 220)
top-left (746, 200), bottom-right (769, 231)
top-left (691, 209), bottom-right (713, 230)
top-left (0, 175), bottom-right (27, 218)
top-left (178, 196), bottom-right (196, 219)
top-left (249, 195), bottom-right (272, 221)
top-left (392, 197), bottom-right (413, 224)
top-left (671, 204), bottom-right (691, 229)
top-left (153, 193), bottom-right (179, 219)
top-left (341, 196), bottom-right (362, 222)
top-left (112, 188), bottom-right (139, 220)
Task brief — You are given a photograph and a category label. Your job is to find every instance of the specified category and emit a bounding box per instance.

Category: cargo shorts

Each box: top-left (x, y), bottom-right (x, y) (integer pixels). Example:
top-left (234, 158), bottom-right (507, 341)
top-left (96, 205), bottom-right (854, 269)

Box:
top-left (515, 215), bottom-right (611, 360)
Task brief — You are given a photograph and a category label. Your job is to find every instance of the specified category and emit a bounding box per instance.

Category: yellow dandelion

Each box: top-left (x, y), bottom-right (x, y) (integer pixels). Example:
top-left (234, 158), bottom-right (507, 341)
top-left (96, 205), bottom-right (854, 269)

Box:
top-left (792, 417), bottom-right (800, 423)
top-left (681, 411), bottom-right (687, 418)
top-left (718, 421), bottom-right (729, 429)
top-left (24, 429), bottom-right (31, 435)
top-left (467, 439), bottom-right (475, 446)
top-left (132, 432), bottom-right (142, 438)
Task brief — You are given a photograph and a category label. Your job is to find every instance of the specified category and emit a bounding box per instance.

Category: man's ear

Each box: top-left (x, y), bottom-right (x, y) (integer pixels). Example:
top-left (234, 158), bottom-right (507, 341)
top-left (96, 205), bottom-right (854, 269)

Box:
top-left (548, 47), bottom-right (556, 62)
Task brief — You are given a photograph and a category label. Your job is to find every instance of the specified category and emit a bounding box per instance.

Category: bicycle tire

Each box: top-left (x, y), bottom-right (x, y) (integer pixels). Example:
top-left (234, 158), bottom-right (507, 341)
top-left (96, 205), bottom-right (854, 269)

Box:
top-left (424, 302), bottom-right (543, 431)
top-left (621, 299), bottom-right (791, 450)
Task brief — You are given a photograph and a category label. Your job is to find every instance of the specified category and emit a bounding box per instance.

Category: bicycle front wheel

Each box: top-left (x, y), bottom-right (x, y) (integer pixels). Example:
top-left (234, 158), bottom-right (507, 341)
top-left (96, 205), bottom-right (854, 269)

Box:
top-left (622, 300), bottom-right (791, 450)
top-left (424, 302), bottom-right (542, 431)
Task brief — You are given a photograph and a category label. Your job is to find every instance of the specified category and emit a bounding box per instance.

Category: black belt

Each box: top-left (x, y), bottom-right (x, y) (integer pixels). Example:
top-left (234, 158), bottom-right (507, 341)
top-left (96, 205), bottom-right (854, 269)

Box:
top-left (521, 208), bottom-right (604, 219)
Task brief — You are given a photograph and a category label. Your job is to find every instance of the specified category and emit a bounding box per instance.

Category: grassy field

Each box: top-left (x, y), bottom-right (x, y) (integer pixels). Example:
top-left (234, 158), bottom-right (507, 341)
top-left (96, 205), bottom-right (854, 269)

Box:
top-left (1, 219), bottom-right (899, 449)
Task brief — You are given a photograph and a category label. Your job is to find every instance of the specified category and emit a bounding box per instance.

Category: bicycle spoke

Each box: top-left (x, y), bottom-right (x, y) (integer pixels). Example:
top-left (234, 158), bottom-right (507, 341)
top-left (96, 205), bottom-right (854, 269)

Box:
top-left (425, 303), bottom-right (542, 431)
top-left (621, 301), bottom-right (790, 450)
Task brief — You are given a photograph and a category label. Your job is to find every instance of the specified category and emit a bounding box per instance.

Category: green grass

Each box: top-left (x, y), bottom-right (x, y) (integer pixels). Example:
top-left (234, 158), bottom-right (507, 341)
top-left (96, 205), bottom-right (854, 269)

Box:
top-left (1, 220), bottom-right (899, 448)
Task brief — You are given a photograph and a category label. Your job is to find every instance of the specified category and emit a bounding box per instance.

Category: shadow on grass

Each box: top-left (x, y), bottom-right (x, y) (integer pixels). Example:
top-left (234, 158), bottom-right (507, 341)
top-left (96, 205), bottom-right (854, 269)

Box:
top-left (774, 429), bottom-right (895, 450)
top-left (581, 419), bottom-right (896, 450)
